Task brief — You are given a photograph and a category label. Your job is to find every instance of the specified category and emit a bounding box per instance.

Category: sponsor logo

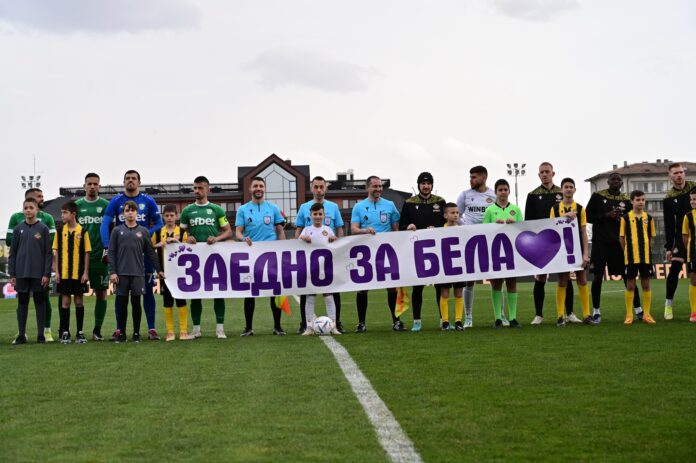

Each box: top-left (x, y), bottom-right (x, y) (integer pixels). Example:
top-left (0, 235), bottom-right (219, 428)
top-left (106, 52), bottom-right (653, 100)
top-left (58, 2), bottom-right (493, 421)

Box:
top-left (322, 230), bottom-right (328, 236)
top-left (486, 198), bottom-right (493, 203)
top-left (78, 216), bottom-right (102, 225)
top-left (380, 212), bottom-right (388, 223)
top-left (555, 194), bottom-right (562, 201)
top-left (136, 232), bottom-right (143, 238)
top-left (263, 216), bottom-right (271, 225)
top-left (118, 214), bottom-right (147, 222)
top-left (510, 210), bottom-right (516, 216)
top-left (34, 232), bottom-right (42, 240)
top-left (190, 217), bottom-right (216, 226)
top-left (433, 204), bottom-right (440, 210)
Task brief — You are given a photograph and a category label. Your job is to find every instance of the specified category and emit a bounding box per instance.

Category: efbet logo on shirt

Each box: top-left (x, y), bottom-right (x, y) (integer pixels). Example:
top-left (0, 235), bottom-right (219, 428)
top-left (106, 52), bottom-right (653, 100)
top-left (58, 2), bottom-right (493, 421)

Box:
top-left (78, 216), bottom-right (102, 225)
top-left (190, 217), bottom-right (216, 227)
top-left (118, 213), bottom-right (147, 222)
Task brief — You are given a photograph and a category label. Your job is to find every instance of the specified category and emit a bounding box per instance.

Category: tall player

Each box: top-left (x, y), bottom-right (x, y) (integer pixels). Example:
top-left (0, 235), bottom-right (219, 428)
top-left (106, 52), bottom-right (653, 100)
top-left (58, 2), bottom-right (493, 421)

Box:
top-left (294, 176), bottom-right (345, 333)
top-left (400, 172), bottom-right (446, 331)
top-left (524, 162), bottom-right (575, 325)
top-left (663, 163), bottom-right (696, 320)
top-left (586, 172), bottom-right (641, 323)
top-left (100, 170), bottom-right (163, 340)
top-left (179, 176), bottom-right (233, 339)
top-left (76, 173), bottom-right (111, 340)
top-left (456, 166), bottom-right (506, 327)
top-left (6, 188), bottom-right (56, 341)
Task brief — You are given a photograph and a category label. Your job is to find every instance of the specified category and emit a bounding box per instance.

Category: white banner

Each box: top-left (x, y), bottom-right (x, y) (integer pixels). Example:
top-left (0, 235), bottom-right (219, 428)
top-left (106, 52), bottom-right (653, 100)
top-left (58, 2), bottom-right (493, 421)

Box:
top-left (165, 218), bottom-right (582, 299)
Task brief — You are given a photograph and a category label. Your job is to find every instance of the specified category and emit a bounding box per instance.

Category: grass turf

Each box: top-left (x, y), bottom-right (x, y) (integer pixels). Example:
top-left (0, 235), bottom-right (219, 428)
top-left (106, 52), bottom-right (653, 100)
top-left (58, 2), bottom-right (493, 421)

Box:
top-left (0, 280), bottom-right (694, 462)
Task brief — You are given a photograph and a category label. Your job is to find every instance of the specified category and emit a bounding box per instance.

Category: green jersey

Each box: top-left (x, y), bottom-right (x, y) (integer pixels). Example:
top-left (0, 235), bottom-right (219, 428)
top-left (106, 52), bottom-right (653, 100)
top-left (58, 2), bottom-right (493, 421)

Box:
top-left (483, 202), bottom-right (524, 224)
top-left (179, 202), bottom-right (229, 242)
top-left (76, 197), bottom-right (110, 260)
top-left (6, 210), bottom-right (56, 246)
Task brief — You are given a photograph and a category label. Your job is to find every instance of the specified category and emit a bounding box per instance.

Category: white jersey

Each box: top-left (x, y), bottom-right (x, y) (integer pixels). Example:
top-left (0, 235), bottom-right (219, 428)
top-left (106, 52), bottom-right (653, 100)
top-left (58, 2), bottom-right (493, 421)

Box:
top-left (300, 225), bottom-right (335, 244)
top-left (456, 187), bottom-right (496, 225)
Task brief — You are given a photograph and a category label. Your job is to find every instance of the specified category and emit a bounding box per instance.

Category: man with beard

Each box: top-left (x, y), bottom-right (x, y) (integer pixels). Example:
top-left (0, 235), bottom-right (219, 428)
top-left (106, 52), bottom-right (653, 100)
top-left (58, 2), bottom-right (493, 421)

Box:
top-left (6, 188), bottom-right (56, 341)
top-left (400, 172), bottom-right (446, 331)
top-left (100, 170), bottom-right (163, 340)
top-left (294, 176), bottom-right (345, 333)
top-left (586, 172), bottom-right (641, 323)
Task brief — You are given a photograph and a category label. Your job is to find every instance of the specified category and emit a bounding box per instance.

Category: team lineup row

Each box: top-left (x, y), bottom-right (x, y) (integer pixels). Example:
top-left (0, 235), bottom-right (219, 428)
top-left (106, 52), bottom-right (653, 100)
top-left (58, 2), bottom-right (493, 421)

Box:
top-left (6, 162), bottom-right (696, 344)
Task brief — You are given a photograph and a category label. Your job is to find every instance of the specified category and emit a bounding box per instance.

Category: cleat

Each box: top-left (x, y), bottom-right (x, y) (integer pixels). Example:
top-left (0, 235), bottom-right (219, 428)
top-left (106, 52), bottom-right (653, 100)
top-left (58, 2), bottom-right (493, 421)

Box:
top-left (624, 316), bottom-right (634, 325)
top-left (296, 323), bottom-right (307, 335)
top-left (556, 317), bottom-right (566, 327)
top-left (191, 326), bottom-right (202, 339)
top-left (76, 332), bottom-right (87, 344)
top-left (441, 321), bottom-right (451, 331)
top-left (642, 314), bottom-right (656, 324)
top-left (592, 313), bottom-right (601, 324)
top-left (411, 320), bottom-right (422, 332)
top-left (60, 331), bottom-right (71, 344)
top-left (12, 335), bottom-right (28, 345)
top-left (273, 327), bottom-right (286, 336)
top-left (110, 330), bottom-right (125, 343)
top-left (501, 315), bottom-right (510, 327)
top-left (463, 317), bottom-right (473, 329)
top-left (530, 316), bottom-right (544, 325)
top-left (301, 328), bottom-right (314, 336)
top-left (454, 320), bottom-right (465, 331)
top-left (392, 320), bottom-right (407, 332)
top-left (636, 311), bottom-right (644, 321)
top-left (330, 328), bottom-right (341, 335)
top-left (165, 332), bottom-right (176, 342)
top-left (132, 332), bottom-right (141, 343)
top-left (336, 321), bottom-right (345, 334)
top-left (44, 329), bottom-right (54, 343)
top-left (494, 319), bottom-right (503, 329)
top-left (566, 313), bottom-right (582, 324)
top-left (582, 316), bottom-right (597, 325)
top-left (509, 319), bottom-right (521, 328)
top-left (179, 332), bottom-right (194, 341)
top-left (216, 326), bottom-right (227, 339)
top-left (690, 313), bottom-right (696, 323)
top-left (355, 323), bottom-right (367, 333)
top-left (92, 330), bottom-right (104, 341)
top-left (240, 328), bottom-right (254, 337)
top-left (664, 306), bottom-right (673, 320)
top-left (36, 336), bottom-right (46, 344)
top-left (147, 329), bottom-right (160, 341)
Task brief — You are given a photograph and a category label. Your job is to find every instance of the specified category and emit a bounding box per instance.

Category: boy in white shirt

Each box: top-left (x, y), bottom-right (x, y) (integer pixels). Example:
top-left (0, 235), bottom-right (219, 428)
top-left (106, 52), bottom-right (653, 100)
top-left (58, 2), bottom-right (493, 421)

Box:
top-left (300, 203), bottom-right (340, 335)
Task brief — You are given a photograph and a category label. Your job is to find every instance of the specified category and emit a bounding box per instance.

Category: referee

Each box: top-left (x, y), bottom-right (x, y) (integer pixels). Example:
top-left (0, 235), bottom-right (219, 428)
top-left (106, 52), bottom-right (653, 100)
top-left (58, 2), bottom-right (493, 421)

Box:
top-left (586, 172), bottom-right (641, 322)
top-left (399, 172), bottom-right (446, 331)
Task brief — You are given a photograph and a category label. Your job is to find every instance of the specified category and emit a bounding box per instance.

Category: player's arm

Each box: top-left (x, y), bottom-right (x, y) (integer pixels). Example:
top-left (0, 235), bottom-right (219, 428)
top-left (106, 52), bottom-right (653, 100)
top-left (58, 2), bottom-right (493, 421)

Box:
top-left (8, 226), bottom-right (19, 279)
top-left (390, 203), bottom-right (400, 231)
top-left (108, 229), bottom-right (119, 280)
top-left (82, 236), bottom-right (91, 284)
top-left (41, 228), bottom-right (51, 287)
top-left (143, 233), bottom-right (162, 276)
top-left (275, 224), bottom-right (285, 240)
top-left (333, 206), bottom-right (345, 236)
top-left (209, 223), bottom-right (233, 244)
top-left (663, 197), bottom-right (675, 251)
top-left (619, 217), bottom-right (626, 251)
top-left (100, 200), bottom-right (117, 248)
top-left (585, 193), bottom-right (602, 224)
top-left (399, 202), bottom-right (412, 231)
top-left (5, 214), bottom-right (19, 247)
top-left (682, 216), bottom-right (690, 249)
top-left (45, 214), bottom-right (57, 243)
top-left (147, 198), bottom-right (164, 235)
top-left (456, 191), bottom-right (466, 225)
top-left (580, 225), bottom-right (589, 266)
top-left (524, 194), bottom-right (535, 221)
top-left (52, 234), bottom-right (60, 284)
top-left (294, 205), bottom-right (306, 239)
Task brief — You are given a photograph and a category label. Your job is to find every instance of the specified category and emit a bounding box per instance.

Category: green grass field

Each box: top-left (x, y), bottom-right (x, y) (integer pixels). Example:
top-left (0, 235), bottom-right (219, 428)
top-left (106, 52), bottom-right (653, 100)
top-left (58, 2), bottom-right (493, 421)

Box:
top-left (1, 280), bottom-right (695, 462)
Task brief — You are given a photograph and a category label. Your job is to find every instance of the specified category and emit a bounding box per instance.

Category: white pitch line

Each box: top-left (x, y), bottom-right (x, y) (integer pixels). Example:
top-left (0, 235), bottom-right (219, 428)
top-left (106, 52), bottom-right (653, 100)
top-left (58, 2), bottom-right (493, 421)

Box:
top-left (319, 336), bottom-right (423, 463)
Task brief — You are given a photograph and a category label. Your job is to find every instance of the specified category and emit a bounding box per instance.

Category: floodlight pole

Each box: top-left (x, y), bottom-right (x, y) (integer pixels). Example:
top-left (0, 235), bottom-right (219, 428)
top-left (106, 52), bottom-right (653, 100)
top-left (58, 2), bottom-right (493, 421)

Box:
top-left (20, 155), bottom-right (42, 190)
top-left (506, 162), bottom-right (526, 205)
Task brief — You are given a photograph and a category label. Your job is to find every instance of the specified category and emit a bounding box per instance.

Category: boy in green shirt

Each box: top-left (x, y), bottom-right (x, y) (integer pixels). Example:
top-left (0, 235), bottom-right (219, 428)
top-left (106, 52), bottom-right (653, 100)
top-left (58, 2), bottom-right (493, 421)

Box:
top-left (483, 179), bottom-right (523, 328)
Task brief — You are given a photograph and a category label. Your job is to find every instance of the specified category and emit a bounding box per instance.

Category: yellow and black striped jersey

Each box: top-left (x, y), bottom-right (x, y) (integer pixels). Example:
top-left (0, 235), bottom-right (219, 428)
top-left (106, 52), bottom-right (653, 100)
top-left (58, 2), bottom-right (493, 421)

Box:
top-left (682, 210), bottom-right (696, 262)
top-left (151, 225), bottom-right (188, 270)
top-left (52, 223), bottom-right (92, 280)
top-left (620, 211), bottom-right (656, 265)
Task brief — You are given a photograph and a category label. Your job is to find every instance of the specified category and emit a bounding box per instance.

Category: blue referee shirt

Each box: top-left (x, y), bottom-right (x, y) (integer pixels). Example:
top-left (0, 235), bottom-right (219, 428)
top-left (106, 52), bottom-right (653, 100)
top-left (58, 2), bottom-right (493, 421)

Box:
top-left (235, 201), bottom-right (286, 242)
top-left (351, 197), bottom-right (400, 234)
top-left (295, 199), bottom-right (344, 234)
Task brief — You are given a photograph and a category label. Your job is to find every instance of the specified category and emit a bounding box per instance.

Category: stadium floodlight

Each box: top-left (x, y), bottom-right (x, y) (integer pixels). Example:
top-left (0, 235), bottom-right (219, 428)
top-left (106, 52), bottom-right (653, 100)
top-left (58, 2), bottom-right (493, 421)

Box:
top-left (506, 162), bottom-right (526, 205)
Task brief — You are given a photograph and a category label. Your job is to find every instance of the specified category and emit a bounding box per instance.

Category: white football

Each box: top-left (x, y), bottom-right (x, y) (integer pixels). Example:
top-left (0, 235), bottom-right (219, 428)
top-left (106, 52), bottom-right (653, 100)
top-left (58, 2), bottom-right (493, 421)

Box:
top-left (312, 316), bottom-right (335, 335)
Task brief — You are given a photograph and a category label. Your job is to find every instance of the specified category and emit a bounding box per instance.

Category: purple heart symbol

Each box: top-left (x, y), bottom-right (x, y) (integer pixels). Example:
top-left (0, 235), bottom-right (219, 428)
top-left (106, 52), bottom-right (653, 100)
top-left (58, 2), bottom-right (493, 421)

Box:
top-left (515, 230), bottom-right (561, 269)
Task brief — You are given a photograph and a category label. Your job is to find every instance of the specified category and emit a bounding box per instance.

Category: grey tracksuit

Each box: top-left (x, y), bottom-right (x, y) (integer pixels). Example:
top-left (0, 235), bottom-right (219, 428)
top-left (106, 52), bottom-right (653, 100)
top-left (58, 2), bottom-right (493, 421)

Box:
top-left (108, 224), bottom-right (160, 276)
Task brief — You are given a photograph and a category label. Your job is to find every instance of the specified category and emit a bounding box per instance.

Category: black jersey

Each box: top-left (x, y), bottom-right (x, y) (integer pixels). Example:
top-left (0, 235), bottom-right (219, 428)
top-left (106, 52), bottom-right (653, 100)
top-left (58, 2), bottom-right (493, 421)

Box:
top-left (663, 180), bottom-right (696, 251)
top-left (399, 194), bottom-right (447, 230)
top-left (524, 185), bottom-right (562, 221)
top-left (586, 189), bottom-right (632, 243)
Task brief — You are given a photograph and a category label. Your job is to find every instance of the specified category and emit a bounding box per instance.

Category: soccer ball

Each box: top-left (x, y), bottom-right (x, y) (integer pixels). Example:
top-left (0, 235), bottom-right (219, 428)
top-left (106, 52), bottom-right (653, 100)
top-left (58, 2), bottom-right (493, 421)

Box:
top-left (311, 316), bottom-right (335, 335)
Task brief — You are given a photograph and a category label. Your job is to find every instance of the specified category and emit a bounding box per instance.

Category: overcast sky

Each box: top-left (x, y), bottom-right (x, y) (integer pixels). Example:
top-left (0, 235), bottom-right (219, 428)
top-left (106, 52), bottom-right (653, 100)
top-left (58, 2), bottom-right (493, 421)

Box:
top-left (2, 0), bottom-right (695, 229)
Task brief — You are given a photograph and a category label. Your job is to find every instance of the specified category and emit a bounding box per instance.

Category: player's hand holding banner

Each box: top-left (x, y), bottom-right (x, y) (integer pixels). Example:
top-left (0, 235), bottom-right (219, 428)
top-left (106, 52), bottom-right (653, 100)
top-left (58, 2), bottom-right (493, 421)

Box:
top-left (165, 218), bottom-right (582, 299)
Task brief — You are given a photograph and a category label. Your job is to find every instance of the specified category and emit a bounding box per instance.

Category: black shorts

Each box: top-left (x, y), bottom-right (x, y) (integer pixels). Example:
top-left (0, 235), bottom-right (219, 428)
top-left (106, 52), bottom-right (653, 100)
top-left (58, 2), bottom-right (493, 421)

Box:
top-left (161, 280), bottom-right (187, 308)
top-left (436, 281), bottom-right (465, 290)
top-left (14, 278), bottom-right (45, 293)
top-left (625, 264), bottom-right (654, 279)
top-left (688, 262), bottom-right (696, 273)
top-left (669, 238), bottom-right (688, 261)
top-left (57, 279), bottom-right (87, 296)
top-left (115, 276), bottom-right (146, 296)
top-left (590, 240), bottom-right (625, 276)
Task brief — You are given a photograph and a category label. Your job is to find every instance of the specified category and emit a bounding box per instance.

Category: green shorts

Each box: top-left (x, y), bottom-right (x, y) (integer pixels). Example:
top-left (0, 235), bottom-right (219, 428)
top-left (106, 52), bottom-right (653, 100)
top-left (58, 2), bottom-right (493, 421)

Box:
top-left (89, 261), bottom-right (109, 291)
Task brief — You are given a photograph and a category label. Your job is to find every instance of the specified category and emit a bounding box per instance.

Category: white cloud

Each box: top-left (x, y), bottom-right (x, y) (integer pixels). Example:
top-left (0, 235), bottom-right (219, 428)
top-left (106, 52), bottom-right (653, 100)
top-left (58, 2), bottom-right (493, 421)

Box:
top-left (241, 49), bottom-right (377, 93)
top-left (485, 0), bottom-right (579, 21)
top-left (0, 0), bottom-right (200, 33)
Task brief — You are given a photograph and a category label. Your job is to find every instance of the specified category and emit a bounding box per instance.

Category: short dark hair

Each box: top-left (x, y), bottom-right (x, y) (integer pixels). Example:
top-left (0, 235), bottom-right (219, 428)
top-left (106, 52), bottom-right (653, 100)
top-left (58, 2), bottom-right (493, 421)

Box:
top-left (494, 179), bottom-right (509, 191)
top-left (444, 202), bottom-right (458, 212)
top-left (539, 162), bottom-right (554, 170)
top-left (24, 188), bottom-right (42, 198)
top-left (194, 176), bottom-right (209, 185)
top-left (163, 204), bottom-right (178, 214)
top-left (85, 172), bottom-right (100, 181)
top-left (630, 190), bottom-right (645, 200)
top-left (668, 162), bottom-right (682, 171)
top-left (123, 200), bottom-right (138, 211)
top-left (689, 187), bottom-right (696, 196)
top-left (124, 170), bottom-right (141, 181)
top-left (470, 165), bottom-right (487, 175)
top-left (61, 200), bottom-right (77, 214)
top-left (608, 172), bottom-right (622, 179)
top-left (310, 203), bottom-right (325, 212)
top-left (251, 176), bottom-right (265, 184)
top-left (23, 197), bottom-right (38, 206)
top-left (365, 175), bottom-right (381, 187)
top-left (311, 176), bottom-right (326, 183)
top-left (561, 177), bottom-right (575, 187)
